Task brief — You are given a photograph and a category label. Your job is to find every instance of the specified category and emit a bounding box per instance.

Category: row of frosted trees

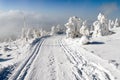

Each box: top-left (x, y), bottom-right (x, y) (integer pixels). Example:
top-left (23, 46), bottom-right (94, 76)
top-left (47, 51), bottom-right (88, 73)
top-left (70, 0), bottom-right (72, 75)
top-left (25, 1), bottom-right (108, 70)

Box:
top-left (20, 13), bottom-right (120, 44)
top-left (50, 24), bottom-right (63, 35)
top-left (65, 13), bottom-right (120, 44)
top-left (21, 27), bottom-right (47, 41)
top-left (21, 24), bottom-right (63, 41)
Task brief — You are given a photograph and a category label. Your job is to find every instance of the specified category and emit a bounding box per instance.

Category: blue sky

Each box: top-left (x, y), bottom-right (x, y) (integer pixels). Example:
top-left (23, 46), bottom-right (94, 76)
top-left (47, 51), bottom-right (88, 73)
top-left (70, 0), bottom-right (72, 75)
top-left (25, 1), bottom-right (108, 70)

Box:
top-left (0, 0), bottom-right (120, 19)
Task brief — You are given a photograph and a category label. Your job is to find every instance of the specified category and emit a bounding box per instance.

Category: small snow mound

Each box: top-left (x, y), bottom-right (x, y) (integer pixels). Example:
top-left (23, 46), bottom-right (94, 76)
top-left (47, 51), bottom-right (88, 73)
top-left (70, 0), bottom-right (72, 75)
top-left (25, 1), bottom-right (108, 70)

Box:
top-left (79, 36), bottom-right (89, 45)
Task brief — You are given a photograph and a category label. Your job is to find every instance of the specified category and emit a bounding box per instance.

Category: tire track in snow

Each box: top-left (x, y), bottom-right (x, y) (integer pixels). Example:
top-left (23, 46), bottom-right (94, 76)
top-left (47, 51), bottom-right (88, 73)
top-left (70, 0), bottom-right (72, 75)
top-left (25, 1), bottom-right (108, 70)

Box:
top-left (8, 38), bottom-right (45, 80)
top-left (58, 39), bottom-right (115, 80)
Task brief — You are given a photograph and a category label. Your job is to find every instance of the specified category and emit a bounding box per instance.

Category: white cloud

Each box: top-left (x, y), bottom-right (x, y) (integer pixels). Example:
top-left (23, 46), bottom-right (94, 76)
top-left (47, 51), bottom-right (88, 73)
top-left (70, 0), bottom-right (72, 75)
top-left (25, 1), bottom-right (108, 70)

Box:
top-left (0, 10), bottom-right (63, 41)
top-left (100, 3), bottom-right (118, 15)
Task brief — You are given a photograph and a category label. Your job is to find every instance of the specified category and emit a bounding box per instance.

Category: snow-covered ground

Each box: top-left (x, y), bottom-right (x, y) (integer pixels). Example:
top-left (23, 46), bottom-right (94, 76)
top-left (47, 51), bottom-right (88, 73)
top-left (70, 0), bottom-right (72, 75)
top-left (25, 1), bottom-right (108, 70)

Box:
top-left (0, 28), bottom-right (120, 80)
top-left (0, 39), bottom-right (30, 67)
top-left (83, 27), bottom-right (120, 69)
top-left (63, 27), bottom-right (120, 80)
top-left (0, 38), bottom-right (37, 79)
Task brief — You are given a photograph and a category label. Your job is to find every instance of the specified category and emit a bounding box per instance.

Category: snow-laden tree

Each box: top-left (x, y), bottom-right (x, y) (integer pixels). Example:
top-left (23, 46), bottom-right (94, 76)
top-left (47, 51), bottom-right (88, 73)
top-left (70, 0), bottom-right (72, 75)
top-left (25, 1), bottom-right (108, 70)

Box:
top-left (93, 21), bottom-right (102, 37)
top-left (79, 21), bottom-right (89, 45)
top-left (50, 24), bottom-right (64, 35)
top-left (111, 20), bottom-right (115, 28)
top-left (114, 18), bottom-right (120, 28)
top-left (50, 26), bottom-right (57, 35)
top-left (80, 20), bottom-right (90, 36)
top-left (92, 13), bottom-right (110, 37)
top-left (41, 30), bottom-right (47, 37)
top-left (65, 22), bottom-right (75, 38)
top-left (21, 27), bottom-right (44, 42)
top-left (65, 16), bottom-right (90, 44)
top-left (55, 24), bottom-right (64, 34)
top-left (26, 28), bottom-right (34, 39)
top-left (21, 27), bottom-right (27, 39)
top-left (33, 29), bottom-right (41, 38)
top-left (65, 16), bottom-right (83, 38)
top-left (56, 24), bottom-right (61, 32)
top-left (108, 20), bottom-right (115, 29)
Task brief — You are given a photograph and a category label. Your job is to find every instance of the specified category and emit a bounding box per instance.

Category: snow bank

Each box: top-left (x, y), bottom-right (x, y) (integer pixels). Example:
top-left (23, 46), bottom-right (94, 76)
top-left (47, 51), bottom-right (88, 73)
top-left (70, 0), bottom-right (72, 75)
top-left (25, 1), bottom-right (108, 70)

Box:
top-left (79, 36), bottom-right (89, 45)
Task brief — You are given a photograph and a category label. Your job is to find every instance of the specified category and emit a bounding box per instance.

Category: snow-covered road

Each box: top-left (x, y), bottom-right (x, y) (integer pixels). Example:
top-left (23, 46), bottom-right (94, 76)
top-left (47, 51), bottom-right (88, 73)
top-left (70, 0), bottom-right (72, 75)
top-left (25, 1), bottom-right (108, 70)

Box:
top-left (23, 35), bottom-right (118, 80)
top-left (25, 36), bottom-right (75, 80)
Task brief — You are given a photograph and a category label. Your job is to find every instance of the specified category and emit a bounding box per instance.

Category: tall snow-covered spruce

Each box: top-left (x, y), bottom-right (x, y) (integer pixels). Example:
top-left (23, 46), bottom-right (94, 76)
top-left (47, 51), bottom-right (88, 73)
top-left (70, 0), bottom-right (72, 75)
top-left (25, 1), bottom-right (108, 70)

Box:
top-left (80, 20), bottom-right (90, 36)
top-left (92, 13), bottom-right (111, 37)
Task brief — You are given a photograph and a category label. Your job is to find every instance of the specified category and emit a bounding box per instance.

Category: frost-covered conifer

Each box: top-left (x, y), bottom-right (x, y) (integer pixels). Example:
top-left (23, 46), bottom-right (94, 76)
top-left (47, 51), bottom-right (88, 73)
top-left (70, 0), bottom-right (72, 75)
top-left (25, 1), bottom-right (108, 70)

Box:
top-left (108, 20), bottom-right (112, 29)
top-left (65, 16), bottom-right (82, 38)
top-left (26, 28), bottom-right (33, 39)
top-left (56, 24), bottom-right (60, 32)
top-left (50, 26), bottom-right (57, 35)
top-left (65, 22), bottom-right (75, 38)
top-left (21, 27), bottom-right (27, 39)
top-left (114, 18), bottom-right (119, 28)
top-left (80, 21), bottom-right (90, 36)
top-left (93, 13), bottom-right (110, 37)
top-left (111, 20), bottom-right (114, 28)
top-left (79, 21), bottom-right (90, 45)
